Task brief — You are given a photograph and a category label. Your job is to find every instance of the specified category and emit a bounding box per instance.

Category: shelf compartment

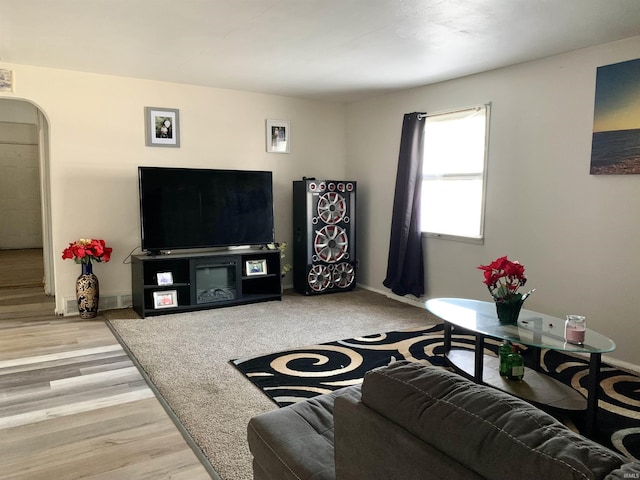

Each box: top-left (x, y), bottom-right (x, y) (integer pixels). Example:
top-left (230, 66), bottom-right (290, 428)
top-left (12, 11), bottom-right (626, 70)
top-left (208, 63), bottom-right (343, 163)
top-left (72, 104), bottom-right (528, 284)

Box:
top-left (141, 259), bottom-right (190, 286)
top-left (445, 349), bottom-right (587, 411)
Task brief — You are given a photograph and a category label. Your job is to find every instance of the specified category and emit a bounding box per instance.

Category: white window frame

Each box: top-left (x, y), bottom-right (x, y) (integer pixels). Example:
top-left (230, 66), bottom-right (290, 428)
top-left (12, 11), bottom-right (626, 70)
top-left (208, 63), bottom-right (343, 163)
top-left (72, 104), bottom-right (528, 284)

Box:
top-left (421, 104), bottom-right (490, 244)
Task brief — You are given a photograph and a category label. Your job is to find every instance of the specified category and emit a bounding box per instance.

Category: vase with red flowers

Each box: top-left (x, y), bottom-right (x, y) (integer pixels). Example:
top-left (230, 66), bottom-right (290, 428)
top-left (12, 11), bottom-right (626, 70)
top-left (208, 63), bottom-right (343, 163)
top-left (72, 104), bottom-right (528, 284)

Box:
top-left (478, 256), bottom-right (534, 325)
top-left (62, 238), bottom-right (112, 319)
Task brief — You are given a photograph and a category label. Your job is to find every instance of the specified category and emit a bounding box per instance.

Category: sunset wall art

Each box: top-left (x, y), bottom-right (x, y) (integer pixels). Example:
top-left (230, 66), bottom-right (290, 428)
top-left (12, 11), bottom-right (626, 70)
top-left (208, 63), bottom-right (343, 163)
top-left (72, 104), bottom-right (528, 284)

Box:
top-left (591, 58), bottom-right (640, 175)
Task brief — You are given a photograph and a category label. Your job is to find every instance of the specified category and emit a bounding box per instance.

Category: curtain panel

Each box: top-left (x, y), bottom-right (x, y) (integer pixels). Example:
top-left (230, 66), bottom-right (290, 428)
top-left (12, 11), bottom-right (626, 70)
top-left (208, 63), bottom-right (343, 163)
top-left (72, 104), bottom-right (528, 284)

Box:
top-left (383, 112), bottom-right (426, 297)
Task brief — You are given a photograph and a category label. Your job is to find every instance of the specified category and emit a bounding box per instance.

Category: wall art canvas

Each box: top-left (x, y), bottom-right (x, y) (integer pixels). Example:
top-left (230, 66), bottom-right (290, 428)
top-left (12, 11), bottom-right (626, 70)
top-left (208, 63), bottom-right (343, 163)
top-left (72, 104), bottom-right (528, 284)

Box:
top-left (591, 58), bottom-right (640, 175)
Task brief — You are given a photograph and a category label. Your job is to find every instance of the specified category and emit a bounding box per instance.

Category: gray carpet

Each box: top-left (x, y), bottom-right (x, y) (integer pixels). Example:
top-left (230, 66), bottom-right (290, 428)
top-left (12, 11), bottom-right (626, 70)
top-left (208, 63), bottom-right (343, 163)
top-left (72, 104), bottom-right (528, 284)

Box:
top-left (108, 288), bottom-right (438, 480)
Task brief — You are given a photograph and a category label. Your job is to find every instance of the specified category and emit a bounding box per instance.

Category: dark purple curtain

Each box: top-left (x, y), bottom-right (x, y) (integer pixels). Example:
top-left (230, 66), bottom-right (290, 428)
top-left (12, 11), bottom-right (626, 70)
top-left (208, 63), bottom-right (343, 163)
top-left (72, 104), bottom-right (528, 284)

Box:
top-left (383, 112), bottom-right (426, 297)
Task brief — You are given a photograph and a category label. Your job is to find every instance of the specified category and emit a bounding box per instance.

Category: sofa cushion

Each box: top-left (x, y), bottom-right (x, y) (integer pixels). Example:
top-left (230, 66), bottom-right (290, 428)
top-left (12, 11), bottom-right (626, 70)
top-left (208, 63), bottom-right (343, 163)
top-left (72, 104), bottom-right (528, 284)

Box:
top-left (361, 361), bottom-right (626, 480)
top-left (334, 391), bottom-right (485, 480)
top-left (248, 385), bottom-right (361, 480)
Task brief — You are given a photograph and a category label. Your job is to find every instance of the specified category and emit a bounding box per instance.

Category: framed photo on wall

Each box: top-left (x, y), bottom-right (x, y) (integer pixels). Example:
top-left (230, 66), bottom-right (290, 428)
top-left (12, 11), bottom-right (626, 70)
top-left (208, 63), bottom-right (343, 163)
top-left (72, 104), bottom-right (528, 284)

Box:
top-left (145, 107), bottom-right (180, 147)
top-left (245, 259), bottom-right (268, 276)
top-left (153, 290), bottom-right (178, 309)
top-left (266, 119), bottom-right (290, 153)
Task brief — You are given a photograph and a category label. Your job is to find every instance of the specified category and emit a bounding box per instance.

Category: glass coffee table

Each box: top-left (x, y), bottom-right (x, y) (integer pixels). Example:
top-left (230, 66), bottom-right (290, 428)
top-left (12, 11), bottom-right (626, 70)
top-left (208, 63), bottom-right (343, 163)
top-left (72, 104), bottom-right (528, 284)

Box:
top-left (425, 298), bottom-right (616, 436)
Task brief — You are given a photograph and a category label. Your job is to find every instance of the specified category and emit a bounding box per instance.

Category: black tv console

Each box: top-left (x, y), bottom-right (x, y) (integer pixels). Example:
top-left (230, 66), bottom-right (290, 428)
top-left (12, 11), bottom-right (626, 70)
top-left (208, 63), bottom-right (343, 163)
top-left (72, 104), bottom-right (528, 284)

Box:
top-left (131, 248), bottom-right (281, 318)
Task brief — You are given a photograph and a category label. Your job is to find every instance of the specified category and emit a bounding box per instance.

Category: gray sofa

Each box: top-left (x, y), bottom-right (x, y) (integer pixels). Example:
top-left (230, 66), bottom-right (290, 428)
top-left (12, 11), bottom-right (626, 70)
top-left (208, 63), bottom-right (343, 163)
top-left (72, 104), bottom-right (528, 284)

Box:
top-left (248, 361), bottom-right (639, 479)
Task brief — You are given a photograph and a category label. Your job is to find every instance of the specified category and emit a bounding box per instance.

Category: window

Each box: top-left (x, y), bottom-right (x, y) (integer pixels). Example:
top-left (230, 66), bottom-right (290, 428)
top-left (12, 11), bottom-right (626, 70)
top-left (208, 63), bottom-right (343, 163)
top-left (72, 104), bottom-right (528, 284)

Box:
top-left (421, 105), bottom-right (490, 243)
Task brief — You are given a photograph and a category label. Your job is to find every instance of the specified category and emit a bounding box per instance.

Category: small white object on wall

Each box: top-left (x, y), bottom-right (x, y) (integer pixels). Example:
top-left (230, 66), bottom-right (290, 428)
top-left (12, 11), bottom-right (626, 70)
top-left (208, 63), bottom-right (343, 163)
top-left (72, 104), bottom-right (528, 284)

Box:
top-left (0, 69), bottom-right (14, 92)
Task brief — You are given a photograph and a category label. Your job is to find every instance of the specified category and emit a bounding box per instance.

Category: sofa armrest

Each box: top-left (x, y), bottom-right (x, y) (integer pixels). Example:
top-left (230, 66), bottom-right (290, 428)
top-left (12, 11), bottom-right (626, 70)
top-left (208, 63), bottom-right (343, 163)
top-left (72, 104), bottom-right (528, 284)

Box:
top-left (334, 392), bottom-right (484, 480)
top-left (248, 386), bottom-right (360, 480)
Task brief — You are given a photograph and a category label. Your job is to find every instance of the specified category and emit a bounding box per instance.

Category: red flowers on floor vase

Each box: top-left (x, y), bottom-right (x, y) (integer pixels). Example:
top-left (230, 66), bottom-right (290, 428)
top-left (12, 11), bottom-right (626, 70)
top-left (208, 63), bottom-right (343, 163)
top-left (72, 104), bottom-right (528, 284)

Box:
top-left (62, 238), bottom-right (112, 264)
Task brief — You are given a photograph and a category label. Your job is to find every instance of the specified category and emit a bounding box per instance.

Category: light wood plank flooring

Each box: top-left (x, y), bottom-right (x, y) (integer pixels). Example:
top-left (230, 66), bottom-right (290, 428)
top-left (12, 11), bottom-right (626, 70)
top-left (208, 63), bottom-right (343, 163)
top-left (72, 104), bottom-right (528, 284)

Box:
top-left (0, 250), bottom-right (214, 479)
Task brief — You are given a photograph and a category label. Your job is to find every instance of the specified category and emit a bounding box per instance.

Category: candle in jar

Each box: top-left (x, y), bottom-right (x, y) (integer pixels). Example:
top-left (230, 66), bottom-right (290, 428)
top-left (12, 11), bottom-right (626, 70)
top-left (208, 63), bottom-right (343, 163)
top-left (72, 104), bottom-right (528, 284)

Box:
top-left (565, 315), bottom-right (586, 344)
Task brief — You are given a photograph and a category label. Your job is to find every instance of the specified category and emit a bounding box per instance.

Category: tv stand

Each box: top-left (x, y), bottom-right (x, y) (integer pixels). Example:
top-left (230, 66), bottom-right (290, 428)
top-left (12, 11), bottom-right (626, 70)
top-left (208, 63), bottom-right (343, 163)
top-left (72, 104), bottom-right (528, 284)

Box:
top-left (131, 248), bottom-right (281, 318)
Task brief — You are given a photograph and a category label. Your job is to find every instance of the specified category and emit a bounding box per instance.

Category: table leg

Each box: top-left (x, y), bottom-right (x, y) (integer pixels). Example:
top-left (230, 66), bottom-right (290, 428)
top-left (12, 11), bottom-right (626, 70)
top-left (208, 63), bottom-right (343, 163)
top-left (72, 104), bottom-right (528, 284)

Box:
top-left (584, 353), bottom-right (601, 436)
top-left (444, 322), bottom-right (452, 353)
top-left (530, 346), bottom-right (541, 372)
top-left (474, 335), bottom-right (484, 382)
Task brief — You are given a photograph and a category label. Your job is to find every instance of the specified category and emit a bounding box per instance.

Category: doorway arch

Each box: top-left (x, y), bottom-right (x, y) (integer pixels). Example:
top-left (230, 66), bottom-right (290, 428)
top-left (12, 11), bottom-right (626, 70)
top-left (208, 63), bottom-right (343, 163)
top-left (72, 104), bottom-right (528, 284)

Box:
top-left (0, 97), bottom-right (54, 298)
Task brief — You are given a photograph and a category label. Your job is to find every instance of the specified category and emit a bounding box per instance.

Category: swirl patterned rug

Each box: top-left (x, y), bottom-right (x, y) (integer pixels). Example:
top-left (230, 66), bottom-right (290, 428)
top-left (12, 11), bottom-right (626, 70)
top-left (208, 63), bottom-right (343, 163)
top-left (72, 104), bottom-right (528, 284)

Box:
top-left (232, 323), bottom-right (640, 462)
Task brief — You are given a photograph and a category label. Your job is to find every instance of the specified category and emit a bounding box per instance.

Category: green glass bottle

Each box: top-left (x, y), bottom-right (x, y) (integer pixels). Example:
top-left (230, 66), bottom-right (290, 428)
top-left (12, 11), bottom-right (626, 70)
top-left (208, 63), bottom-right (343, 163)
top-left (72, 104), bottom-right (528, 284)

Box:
top-left (507, 346), bottom-right (525, 381)
top-left (499, 340), bottom-right (512, 377)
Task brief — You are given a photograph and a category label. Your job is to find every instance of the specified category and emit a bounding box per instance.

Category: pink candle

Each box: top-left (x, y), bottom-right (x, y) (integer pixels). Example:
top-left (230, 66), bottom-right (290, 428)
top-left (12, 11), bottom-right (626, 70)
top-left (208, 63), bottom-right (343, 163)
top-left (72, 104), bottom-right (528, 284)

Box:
top-left (565, 315), bottom-right (586, 344)
top-left (565, 327), bottom-right (585, 344)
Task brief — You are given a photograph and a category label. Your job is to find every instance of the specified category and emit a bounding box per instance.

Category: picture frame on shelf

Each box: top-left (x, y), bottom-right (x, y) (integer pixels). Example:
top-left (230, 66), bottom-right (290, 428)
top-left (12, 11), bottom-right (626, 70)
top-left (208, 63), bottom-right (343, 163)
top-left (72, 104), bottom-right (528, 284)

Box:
top-left (245, 259), bottom-right (268, 276)
top-left (266, 119), bottom-right (290, 153)
top-left (145, 107), bottom-right (180, 147)
top-left (153, 290), bottom-right (178, 309)
top-left (156, 271), bottom-right (173, 286)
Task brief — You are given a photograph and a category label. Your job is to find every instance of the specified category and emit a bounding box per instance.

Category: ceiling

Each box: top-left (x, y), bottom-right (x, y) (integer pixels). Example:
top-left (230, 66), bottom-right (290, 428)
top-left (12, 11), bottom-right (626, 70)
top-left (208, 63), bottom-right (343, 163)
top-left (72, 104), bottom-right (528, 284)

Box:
top-left (1, 0), bottom-right (640, 103)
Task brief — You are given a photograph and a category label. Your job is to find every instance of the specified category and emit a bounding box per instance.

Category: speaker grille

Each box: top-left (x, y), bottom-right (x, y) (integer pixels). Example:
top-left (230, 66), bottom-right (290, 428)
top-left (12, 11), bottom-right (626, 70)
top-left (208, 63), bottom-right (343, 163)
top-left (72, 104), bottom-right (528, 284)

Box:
top-left (317, 191), bottom-right (347, 224)
top-left (307, 264), bottom-right (332, 292)
top-left (313, 225), bottom-right (349, 263)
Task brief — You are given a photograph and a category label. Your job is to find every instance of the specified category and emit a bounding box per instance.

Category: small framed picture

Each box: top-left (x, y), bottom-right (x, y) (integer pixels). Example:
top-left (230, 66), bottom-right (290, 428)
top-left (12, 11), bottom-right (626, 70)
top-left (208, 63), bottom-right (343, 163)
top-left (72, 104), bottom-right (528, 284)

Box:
top-left (145, 107), bottom-right (180, 147)
top-left (156, 271), bottom-right (173, 286)
top-left (266, 119), bottom-right (290, 153)
top-left (153, 290), bottom-right (178, 309)
top-left (245, 259), bottom-right (268, 276)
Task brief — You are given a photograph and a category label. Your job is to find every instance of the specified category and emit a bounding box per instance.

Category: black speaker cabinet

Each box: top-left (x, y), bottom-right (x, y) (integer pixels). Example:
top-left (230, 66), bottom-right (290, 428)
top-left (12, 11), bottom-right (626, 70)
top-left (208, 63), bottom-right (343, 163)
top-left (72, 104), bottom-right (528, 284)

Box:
top-left (293, 179), bottom-right (357, 295)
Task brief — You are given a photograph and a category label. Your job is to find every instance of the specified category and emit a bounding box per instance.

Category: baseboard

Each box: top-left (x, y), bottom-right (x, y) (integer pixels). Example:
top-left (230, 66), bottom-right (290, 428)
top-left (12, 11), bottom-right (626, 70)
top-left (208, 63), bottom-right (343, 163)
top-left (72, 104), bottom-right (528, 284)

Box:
top-left (602, 355), bottom-right (640, 375)
top-left (358, 283), bottom-right (425, 309)
top-left (64, 292), bottom-right (132, 316)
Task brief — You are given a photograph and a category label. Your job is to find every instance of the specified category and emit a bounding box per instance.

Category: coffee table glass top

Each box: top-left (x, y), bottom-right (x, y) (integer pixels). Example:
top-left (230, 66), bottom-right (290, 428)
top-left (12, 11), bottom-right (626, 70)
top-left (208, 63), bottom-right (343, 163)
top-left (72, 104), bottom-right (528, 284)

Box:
top-left (425, 298), bottom-right (615, 354)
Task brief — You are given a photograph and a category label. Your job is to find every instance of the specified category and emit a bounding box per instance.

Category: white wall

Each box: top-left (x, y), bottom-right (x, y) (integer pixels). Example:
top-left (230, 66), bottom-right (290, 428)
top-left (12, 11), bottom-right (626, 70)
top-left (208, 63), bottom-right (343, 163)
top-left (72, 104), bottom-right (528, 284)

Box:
top-left (347, 36), bottom-right (640, 366)
top-left (0, 64), bottom-right (346, 314)
top-left (2, 35), bottom-right (640, 366)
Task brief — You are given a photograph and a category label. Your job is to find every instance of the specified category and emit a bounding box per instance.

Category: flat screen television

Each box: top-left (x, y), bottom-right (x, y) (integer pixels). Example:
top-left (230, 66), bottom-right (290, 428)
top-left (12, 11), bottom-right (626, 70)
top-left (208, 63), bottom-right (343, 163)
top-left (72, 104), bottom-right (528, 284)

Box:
top-left (138, 166), bottom-right (274, 253)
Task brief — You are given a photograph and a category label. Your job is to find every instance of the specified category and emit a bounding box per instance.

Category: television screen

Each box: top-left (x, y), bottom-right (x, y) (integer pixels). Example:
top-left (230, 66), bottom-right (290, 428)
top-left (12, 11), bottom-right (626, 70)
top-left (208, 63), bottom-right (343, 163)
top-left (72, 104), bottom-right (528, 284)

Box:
top-left (138, 167), bottom-right (274, 252)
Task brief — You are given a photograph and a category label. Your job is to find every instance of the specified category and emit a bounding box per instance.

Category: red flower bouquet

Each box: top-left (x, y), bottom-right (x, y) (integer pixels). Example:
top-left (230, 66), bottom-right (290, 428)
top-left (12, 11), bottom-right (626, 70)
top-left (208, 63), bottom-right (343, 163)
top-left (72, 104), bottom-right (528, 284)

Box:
top-left (477, 256), bottom-right (532, 303)
top-left (62, 238), bottom-right (112, 264)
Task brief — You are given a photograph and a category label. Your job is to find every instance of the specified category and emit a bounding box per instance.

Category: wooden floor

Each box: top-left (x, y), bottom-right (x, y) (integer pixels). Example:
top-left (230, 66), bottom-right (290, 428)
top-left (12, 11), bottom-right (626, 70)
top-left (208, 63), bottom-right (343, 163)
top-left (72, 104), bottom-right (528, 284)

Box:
top-left (0, 250), bottom-right (214, 479)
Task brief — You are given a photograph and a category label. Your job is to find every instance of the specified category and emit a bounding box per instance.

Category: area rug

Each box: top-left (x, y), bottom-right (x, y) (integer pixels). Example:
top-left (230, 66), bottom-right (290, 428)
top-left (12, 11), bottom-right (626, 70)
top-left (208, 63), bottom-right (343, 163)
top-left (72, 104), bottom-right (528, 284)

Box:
top-left (231, 325), bottom-right (447, 406)
top-left (232, 323), bottom-right (640, 461)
